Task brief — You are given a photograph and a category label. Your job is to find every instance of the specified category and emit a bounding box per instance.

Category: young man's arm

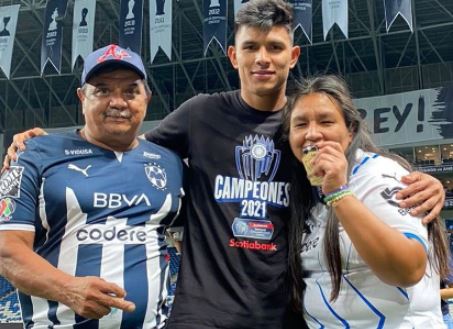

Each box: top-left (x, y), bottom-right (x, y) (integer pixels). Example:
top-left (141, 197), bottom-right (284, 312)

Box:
top-left (397, 172), bottom-right (445, 224)
top-left (2, 128), bottom-right (47, 171)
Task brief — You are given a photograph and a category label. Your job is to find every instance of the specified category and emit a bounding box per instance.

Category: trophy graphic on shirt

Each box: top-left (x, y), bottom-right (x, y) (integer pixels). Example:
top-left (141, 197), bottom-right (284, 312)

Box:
top-left (0, 16), bottom-right (11, 37)
top-left (126, 0), bottom-right (135, 19)
top-left (209, 0), bottom-right (220, 8)
top-left (48, 8), bottom-right (58, 31)
top-left (156, 0), bottom-right (165, 15)
top-left (235, 135), bottom-right (281, 182)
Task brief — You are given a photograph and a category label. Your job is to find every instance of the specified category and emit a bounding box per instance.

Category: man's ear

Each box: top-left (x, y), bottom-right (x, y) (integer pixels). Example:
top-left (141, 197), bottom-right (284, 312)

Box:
top-left (77, 88), bottom-right (85, 102)
top-left (76, 88), bottom-right (86, 114)
top-left (228, 45), bottom-right (239, 69)
top-left (146, 90), bottom-right (152, 104)
top-left (289, 46), bottom-right (301, 69)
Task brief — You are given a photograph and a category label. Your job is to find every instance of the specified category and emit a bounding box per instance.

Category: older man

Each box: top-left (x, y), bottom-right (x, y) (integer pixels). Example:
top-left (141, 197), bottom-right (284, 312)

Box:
top-left (0, 44), bottom-right (184, 329)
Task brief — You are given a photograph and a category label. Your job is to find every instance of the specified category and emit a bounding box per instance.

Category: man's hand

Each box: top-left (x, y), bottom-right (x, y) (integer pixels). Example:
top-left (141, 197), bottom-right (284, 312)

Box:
top-left (396, 171), bottom-right (445, 224)
top-left (2, 127), bottom-right (47, 172)
top-left (63, 276), bottom-right (136, 319)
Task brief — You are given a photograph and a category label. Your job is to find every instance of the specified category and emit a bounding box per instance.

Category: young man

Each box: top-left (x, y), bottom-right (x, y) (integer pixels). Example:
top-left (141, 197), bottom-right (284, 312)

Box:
top-left (143, 1), bottom-right (444, 328)
top-left (2, 1), bottom-right (445, 328)
top-left (0, 44), bottom-right (184, 328)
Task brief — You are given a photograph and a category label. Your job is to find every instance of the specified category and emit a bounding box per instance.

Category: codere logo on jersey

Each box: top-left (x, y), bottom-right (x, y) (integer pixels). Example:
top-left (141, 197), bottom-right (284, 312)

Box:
top-left (76, 216), bottom-right (150, 243)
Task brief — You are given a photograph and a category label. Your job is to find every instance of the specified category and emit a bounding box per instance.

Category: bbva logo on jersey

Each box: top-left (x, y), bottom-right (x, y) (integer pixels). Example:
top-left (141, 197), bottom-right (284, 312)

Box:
top-left (93, 192), bottom-right (151, 209)
top-left (145, 163), bottom-right (167, 189)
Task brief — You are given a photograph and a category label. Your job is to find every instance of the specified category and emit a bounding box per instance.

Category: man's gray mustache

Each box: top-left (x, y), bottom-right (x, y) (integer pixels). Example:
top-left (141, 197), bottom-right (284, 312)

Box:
top-left (105, 108), bottom-right (132, 119)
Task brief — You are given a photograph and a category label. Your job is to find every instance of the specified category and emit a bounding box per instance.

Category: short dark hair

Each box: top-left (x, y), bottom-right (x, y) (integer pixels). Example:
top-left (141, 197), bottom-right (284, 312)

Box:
top-left (234, 0), bottom-right (294, 42)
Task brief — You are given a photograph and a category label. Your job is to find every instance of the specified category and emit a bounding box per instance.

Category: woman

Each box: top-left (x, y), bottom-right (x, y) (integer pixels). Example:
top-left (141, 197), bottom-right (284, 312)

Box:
top-left (283, 75), bottom-right (449, 328)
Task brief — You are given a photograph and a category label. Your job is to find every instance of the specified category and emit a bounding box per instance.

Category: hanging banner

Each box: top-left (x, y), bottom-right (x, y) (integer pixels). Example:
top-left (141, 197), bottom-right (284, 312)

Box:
top-left (384, 0), bottom-right (413, 32)
top-left (233, 0), bottom-right (249, 17)
top-left (203, 0), bottom-right (227, 56)
top-left (322, 0), bottom-right (348, 40)
top-left (354, 85), bottom-right (453, 147)
top-left (71, 0), bottom-right (96, 69)
top-left (41, 0), bottom-right (69, 75)
top-left (119, 0), bottom-right (144, 53)
top-left (291, 0), bottom-right (312, 44)
top-left (0, 4), bottom-right (20, 79)
top-left (150, 0), bottom-right (172, 62)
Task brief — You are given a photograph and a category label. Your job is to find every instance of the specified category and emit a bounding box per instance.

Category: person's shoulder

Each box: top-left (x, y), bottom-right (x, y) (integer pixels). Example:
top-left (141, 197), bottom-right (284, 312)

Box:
top-left (139, 139), bottom-right (182, 165)
top-left (24, 131), bottom-right (86, 160)
top-left (350, 149), bottom-right (409, 182)
top-left (179, 90), bottom-right (239, 110)
top-left (27, 130), bottom-right (75, 143)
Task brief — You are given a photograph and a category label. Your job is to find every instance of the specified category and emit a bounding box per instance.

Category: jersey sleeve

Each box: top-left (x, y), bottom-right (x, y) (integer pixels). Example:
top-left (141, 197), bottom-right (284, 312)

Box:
top-left (350, 157), bottom-right (428, 250)
top-left (0, 141), bottom-right (42, 232)
top-left (144, 96), bottom-right (197, 158)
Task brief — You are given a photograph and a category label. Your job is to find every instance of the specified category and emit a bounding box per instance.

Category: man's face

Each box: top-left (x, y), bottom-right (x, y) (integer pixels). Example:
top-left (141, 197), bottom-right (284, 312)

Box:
top-left (228, 25), bottom-right (300, 104)
top-left (77, 69), bottom-right (150, 147)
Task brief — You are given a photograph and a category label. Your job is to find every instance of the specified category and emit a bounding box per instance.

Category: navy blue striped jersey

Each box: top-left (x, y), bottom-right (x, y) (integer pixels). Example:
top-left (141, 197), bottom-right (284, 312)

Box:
top-left (0, 132), bottom-right (184, 329)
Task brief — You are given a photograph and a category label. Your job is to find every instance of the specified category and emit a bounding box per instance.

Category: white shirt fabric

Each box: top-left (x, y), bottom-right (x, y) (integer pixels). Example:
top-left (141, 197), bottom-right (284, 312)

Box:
top-left (302, 149), bottom-right (445, 329)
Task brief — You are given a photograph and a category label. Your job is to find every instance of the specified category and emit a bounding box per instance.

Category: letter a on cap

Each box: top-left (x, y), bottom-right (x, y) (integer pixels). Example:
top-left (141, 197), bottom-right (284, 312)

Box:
top-left (97, 44), bottom-right (131, 63)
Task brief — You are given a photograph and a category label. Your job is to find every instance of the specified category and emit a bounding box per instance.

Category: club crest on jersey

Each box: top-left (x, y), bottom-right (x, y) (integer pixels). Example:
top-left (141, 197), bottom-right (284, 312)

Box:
top-left (145, 163), bottom-right (167, 189)
top-left (235, 135), bottom-right (281, 181)
top-left (0, 166), bottom-right (24, 198)
top-left (0, 198), bottom-right (16, 222)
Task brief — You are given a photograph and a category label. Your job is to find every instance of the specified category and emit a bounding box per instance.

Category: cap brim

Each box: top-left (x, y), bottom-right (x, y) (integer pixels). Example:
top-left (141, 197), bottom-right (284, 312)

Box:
top-left (84, 60), bottom-right (146, 84)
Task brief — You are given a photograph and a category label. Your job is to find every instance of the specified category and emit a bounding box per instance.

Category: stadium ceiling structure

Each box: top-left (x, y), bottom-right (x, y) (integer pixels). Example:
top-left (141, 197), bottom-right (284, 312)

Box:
top-left (0, 0), bottom-right (453, 134)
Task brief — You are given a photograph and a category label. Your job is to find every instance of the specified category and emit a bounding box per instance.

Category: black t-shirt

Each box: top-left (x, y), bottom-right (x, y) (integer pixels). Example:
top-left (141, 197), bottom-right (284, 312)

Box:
top-left (146, 90), bottom-right (304, 329)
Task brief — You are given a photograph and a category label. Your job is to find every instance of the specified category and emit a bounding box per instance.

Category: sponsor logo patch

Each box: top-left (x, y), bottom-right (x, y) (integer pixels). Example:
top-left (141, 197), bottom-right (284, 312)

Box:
top-left (0, 198), bottom-right (16, 222)
top-left (228, 238), bottom-right (277, 251)
top-left (232, 218), bottom-right (274, 240)
top-left (64, 148), bottom-right (93, 156)
top-left (380, 186), bottom-right (412, 215)
top-left (145, 163), bottom-right (167, 189)
top-left (143, 151), bottom-right (161, 160)
top-left (0, 166), bottom-right (24, 198)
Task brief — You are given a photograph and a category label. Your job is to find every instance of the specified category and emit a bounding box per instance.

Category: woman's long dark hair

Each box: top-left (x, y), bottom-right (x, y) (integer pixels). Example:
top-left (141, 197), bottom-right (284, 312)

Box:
top-left (282, 75), bottom-right (450, 310)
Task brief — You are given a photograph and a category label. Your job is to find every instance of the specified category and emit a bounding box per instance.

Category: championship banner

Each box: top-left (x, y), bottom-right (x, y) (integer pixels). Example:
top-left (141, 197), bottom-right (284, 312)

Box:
top-left (71, 0), bottom-right (96, 69)
top-left (119, 0), bottom-right (144, 53)
top-left (41, 0), bottom-right (69, 75)
top-left (291, 0), bottom-right (312, 44)
top-left (384, 0), bottom-right (413, 32)
top-left (233, 0), bottom-right (249, 16)
top-left (354, 86), bottom-right (453, 147)
top-left (203, 0), bottom-right (227, 56)
top-left (322, 0), bottom-right (348, 40)
top-left (0, 4), bottom-right (20, 79)
top-left (150, 0), bottom-right (172, 62)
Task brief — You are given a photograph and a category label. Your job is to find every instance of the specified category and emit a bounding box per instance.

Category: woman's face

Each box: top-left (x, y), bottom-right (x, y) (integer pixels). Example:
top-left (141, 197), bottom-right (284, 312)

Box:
top-left (289, 92), bottom-right (353, 161)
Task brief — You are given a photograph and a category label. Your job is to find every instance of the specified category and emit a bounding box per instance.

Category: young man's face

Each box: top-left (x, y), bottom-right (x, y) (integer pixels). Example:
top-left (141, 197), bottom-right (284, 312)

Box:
top-left (228, 25), bottom-right (300, 105)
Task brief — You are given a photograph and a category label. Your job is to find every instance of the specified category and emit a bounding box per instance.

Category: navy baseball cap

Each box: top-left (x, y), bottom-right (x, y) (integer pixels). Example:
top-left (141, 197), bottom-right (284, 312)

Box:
top-left (81, 44), bottom-right (147, 85)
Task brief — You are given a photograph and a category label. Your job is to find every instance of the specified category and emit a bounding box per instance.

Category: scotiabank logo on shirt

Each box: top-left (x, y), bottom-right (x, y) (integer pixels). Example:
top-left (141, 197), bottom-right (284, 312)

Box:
top-left (214, 135), bottom-right (289, 252)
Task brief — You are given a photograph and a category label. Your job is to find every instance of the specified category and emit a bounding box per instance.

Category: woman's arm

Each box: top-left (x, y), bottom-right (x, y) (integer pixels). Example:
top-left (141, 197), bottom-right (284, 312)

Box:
top-left (315, 141), bottom-right (427, 287)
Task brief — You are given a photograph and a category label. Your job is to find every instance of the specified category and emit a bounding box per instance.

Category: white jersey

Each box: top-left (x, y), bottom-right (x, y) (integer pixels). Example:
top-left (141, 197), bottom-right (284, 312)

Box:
top-left (302, 149), bottom-right (445, 329)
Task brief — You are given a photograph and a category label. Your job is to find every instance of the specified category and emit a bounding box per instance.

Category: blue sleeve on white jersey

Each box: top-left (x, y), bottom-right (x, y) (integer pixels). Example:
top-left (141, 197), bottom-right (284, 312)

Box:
top-left (0, 140), bottom-right (43, 230)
